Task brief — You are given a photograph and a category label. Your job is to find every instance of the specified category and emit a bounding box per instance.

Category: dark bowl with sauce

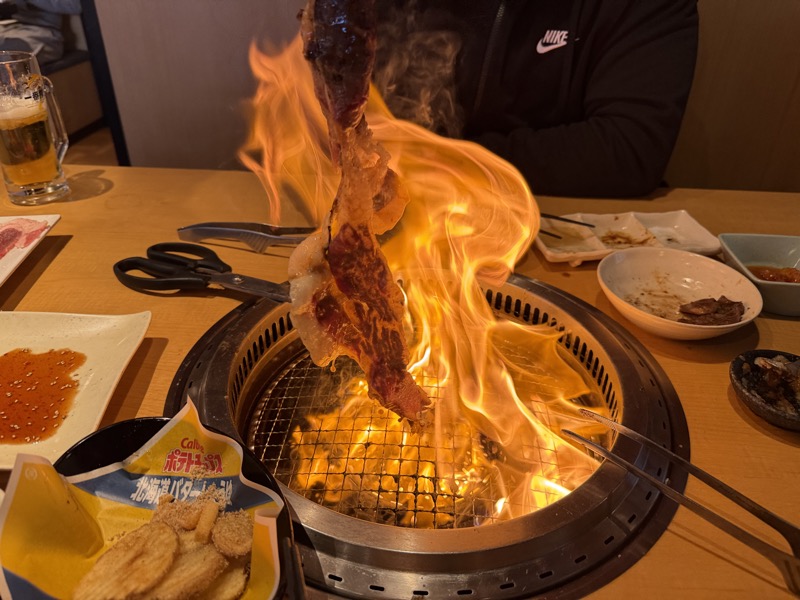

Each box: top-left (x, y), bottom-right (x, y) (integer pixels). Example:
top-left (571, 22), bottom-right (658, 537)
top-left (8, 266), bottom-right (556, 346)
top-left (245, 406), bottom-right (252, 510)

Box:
top-left (730, 350), bottom-right (800, 431)
top-left (719, 233), bottom-right (800, 317)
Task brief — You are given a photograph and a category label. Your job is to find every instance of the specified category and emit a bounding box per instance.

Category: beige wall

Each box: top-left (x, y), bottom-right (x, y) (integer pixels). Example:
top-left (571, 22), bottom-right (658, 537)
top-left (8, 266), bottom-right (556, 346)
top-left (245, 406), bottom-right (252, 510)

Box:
top-left (665, 0), bottom-right (800, 192)
top-left (95, 0), bottom-right (304, 169)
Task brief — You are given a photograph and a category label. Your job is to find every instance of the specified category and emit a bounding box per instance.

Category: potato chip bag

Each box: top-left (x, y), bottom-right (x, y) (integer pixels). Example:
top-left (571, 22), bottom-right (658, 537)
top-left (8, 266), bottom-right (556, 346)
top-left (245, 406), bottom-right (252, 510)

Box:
top-left (0, 401), bottom-right (285, 599)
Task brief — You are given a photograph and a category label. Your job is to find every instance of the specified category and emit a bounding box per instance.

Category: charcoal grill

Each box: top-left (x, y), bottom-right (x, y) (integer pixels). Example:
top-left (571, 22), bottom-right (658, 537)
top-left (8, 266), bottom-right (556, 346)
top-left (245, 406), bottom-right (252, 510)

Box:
top-left (166, 273), bottom-right (690, 599)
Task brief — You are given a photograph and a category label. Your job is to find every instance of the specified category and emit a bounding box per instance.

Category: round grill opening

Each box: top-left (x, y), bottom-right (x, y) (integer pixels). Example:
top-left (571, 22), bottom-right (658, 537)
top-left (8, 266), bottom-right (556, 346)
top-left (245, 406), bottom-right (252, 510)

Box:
top-left (247, 340), bottom-right (611, 530)
top-left (168, 274), bottom-right (689, 599)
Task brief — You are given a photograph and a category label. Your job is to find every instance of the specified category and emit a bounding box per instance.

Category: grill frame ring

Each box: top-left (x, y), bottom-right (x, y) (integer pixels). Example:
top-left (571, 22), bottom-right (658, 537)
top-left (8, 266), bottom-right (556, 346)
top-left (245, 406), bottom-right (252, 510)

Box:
top-left (166, 274), bottom-right (690, 599)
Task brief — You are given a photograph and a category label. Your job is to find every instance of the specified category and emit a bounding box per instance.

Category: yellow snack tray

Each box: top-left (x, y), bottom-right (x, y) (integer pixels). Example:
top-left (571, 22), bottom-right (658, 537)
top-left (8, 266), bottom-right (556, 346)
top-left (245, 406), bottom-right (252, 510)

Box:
top-left (0, 401), bottom-right (289, 599)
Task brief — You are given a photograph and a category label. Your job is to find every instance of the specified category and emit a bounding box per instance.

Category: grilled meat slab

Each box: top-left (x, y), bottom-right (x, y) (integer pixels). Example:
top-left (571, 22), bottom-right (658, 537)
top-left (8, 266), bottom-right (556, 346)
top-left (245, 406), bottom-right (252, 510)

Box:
top-left (678, 295), bottom-right (745, 325)
top-left (290, 0), bottom-right (429, 422)
top-left (300, 0), bottom-right (375, 131)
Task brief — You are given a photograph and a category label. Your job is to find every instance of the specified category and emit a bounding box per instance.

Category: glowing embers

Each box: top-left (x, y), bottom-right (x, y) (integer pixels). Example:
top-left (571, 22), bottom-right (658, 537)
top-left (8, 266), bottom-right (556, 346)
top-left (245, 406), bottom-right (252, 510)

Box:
top-left (290, 383), bottom-right (476, 529)
top-left (256, 345), bottom-right (607, 530)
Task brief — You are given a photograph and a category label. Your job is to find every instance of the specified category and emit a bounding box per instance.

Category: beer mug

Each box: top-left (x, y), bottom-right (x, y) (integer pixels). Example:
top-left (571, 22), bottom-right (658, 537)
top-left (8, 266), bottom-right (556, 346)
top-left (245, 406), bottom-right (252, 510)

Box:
top-left (0, 51), bottom-right (69, 205)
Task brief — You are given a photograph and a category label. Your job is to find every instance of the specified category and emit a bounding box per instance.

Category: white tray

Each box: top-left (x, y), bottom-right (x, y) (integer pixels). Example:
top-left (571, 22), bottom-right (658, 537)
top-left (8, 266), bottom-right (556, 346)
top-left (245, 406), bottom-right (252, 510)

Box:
top-left (534, 210), bottom-right (720, 267)
top-left (0, 215), bottom-right (60, 287)
top-left (0, 311), bottom-right (151, 469)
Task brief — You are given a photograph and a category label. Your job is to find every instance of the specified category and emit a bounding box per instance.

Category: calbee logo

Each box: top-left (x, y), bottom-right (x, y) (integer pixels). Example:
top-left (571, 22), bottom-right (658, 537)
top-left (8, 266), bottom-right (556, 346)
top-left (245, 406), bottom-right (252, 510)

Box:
top-left (536, 29), bottom-right (569, 54)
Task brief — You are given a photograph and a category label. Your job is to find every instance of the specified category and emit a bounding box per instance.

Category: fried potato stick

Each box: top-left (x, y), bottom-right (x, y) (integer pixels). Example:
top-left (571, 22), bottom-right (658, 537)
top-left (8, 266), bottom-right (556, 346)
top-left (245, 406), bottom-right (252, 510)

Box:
top-left (193, 499), bottom-right (221, 544)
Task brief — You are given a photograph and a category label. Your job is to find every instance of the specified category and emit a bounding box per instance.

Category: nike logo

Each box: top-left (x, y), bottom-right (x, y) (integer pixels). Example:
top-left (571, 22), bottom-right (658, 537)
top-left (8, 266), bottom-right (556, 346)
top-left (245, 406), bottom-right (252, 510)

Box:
top-left (536, 29), bottom-right (569, 54)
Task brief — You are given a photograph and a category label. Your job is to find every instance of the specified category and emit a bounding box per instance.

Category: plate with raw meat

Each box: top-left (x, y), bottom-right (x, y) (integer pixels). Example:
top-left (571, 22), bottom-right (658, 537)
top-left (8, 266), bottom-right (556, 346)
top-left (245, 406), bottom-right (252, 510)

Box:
top-left (0, 214), bottom-right (60, 287)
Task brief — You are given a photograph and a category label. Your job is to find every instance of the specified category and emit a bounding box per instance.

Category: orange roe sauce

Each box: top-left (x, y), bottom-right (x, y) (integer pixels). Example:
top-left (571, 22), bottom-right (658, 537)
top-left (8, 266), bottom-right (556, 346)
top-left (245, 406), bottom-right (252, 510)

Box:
top-left (0, 348), bottom-right (86, 444)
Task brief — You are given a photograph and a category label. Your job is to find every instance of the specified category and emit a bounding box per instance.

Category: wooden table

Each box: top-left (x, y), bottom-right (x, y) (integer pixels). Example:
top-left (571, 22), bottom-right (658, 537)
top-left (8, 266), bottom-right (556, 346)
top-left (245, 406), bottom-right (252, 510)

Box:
top-left (2, 164), bottom-right (798, 598)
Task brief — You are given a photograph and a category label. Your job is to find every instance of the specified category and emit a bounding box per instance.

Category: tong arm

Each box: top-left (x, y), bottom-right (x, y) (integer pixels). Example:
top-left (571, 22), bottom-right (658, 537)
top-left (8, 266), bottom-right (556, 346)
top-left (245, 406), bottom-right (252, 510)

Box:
top-left (564, 410), bottom-right (800, 596)
top-left (177, 222), bottom-right (317, 253)
top-left (578, 408), bottom-right (800, 555)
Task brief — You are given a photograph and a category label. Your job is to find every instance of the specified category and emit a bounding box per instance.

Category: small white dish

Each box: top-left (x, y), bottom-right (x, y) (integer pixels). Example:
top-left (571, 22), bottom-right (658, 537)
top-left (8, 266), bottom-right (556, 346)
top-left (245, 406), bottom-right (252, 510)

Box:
top-left (636, 211), bottom-right (721, 254)
top-left (0, 311), bottom-right (151, 469)
top-left (0, 215), bottom-right (60, 287)
top-left (718, 233), bottom-right (800, 317)
top-left (535, 210), bottom-right (720, 266)
top-left (597, 247), bottom-right (762, 340)
top-left (580, 212), bottom-right (660, 249)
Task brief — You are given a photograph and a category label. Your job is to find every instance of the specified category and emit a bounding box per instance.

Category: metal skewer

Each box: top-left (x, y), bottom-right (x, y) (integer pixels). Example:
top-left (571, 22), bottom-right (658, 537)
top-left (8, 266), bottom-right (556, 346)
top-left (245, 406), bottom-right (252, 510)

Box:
top-left (563, 409), bottom-right (800, 596)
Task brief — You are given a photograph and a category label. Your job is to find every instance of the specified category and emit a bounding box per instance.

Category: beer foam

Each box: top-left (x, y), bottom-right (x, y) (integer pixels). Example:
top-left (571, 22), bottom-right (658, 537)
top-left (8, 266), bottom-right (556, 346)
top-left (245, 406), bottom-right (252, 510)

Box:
top-left (0, 97), bottom-right (44, 120)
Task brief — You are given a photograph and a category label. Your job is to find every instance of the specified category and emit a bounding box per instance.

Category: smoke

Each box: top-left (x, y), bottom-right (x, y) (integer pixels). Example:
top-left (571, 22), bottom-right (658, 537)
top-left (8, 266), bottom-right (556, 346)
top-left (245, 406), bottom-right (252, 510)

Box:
top-left (373, 1), bottom-right (465, 138)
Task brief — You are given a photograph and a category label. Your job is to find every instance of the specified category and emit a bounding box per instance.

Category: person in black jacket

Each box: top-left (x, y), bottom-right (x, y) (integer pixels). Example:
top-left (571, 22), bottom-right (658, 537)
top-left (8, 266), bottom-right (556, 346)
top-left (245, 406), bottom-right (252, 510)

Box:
top-left (374, 0), bottom-right (699, 198)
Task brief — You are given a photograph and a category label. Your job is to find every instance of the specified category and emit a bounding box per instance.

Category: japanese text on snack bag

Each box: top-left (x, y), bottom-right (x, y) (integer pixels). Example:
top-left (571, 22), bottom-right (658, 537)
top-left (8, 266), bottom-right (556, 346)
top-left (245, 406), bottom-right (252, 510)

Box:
top-left (163, 448), bottom-right (224, 474)
top-left (130, 476), bottom-right (234, 505)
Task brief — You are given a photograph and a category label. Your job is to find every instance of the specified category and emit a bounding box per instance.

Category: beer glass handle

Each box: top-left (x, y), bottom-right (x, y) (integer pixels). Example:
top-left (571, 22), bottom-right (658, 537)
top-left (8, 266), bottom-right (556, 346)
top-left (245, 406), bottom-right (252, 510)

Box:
top-left (41, 76), bottom-right (69, 163)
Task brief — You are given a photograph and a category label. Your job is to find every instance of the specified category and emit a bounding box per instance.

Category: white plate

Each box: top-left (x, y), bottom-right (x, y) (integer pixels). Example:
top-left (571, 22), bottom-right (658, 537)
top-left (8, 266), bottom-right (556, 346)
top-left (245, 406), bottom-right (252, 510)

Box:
top-left (0, 311), bottom-right (151, 469)
top-left (597, 247), bottom-right (762, 340)
top-left (535, 210), bottom-right (720, 266)
top-left (0, 215), bottom-right (60, 287)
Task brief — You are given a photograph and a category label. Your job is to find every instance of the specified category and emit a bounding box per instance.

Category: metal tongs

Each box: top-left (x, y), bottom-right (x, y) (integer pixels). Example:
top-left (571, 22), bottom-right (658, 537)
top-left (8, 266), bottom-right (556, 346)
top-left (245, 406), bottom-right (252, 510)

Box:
top-left (564, 409), bottom-right (800, 596)
top-left (282, 536), bottom-right (308, 599)
top-left (177, 222), bottom-right (317, 253)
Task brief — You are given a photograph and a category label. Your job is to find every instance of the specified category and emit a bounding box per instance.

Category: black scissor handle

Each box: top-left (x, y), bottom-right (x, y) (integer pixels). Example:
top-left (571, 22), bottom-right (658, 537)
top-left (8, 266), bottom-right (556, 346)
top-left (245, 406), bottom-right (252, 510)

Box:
top-left (113, 256), bottom-right (211, 292)
top-left (146, 242), bottom-right (232, 273)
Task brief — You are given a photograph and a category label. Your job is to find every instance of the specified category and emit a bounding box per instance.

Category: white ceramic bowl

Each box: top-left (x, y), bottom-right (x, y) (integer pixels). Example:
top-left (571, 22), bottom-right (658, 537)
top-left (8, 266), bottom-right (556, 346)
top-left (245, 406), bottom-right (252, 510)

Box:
top-left (597, 247), bottom-right (762, 340)
top-left (718, 233), bottom-right (800, 317)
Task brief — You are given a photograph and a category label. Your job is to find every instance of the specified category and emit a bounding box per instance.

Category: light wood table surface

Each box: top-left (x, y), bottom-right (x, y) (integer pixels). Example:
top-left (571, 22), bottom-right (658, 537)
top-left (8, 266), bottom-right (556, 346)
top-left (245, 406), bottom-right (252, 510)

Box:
top-left (2, 164), bottom-right (798, 598)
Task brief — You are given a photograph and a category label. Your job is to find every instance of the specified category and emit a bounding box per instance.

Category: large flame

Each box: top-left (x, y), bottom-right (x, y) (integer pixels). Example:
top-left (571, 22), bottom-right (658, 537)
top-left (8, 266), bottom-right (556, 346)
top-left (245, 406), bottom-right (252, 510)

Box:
top-left (241, 36), bottom-right (608, 524)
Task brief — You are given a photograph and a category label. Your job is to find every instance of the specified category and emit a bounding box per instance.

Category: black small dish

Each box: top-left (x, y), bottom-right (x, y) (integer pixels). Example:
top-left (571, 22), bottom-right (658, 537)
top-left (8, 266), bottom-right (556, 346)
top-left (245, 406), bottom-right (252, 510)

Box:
top-left (730, 350), bottom-right (800, 432)
top-left (54, 417), bottom-right (300, 596)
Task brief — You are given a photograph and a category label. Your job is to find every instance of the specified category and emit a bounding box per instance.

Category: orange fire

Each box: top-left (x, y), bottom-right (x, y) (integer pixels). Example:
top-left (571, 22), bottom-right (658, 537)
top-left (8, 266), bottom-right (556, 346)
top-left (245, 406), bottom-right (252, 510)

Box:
top-left (241, 36), bottom-right (609, 525)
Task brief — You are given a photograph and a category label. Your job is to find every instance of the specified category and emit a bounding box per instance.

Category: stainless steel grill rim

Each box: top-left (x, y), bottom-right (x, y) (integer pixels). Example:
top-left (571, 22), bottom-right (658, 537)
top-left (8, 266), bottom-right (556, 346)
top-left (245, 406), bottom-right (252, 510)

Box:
top-left (168, 273), bottom-right (690, 599)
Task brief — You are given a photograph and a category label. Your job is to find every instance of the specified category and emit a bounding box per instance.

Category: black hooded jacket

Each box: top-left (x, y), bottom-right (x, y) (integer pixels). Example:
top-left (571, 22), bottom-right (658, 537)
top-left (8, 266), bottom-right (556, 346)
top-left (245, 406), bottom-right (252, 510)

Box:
top-left (375, 0), bottom-right (699, 198)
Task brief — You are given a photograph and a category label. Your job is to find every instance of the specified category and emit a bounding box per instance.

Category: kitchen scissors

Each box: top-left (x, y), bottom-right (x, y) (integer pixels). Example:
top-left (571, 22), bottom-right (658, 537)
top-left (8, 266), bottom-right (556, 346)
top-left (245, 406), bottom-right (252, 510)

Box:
top-left (113, 242), bottom-right (290, 302)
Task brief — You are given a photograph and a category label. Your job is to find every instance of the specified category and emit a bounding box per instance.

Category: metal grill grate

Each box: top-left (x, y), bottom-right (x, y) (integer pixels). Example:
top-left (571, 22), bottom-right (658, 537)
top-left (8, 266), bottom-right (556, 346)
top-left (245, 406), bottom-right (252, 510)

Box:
top-left (247, 322), bottom-right (608, 529)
